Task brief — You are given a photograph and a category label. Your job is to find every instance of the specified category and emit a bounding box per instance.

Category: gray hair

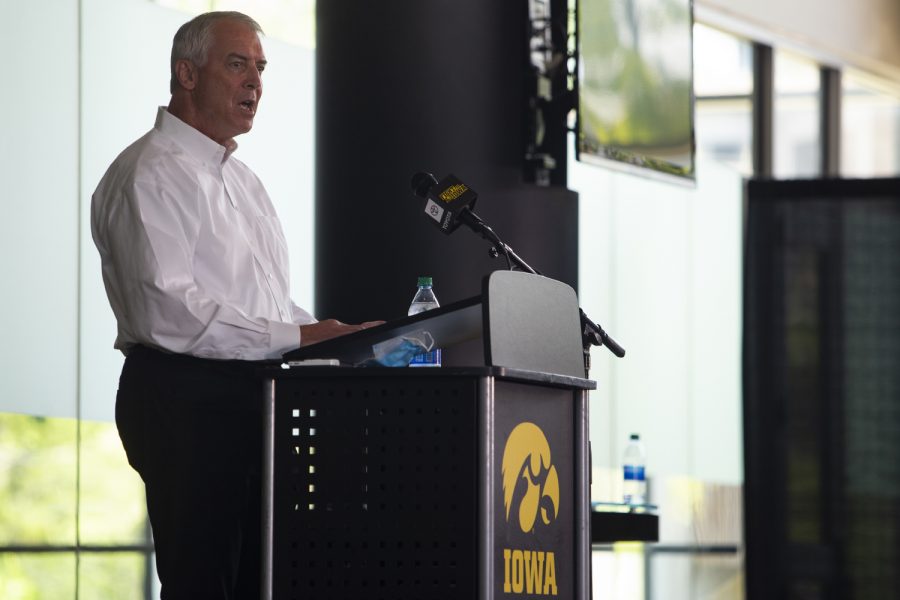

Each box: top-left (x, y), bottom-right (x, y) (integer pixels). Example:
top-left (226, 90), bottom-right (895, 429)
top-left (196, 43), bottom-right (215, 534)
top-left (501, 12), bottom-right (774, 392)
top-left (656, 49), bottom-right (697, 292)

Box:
top-left (170, 11), bottom-right (263, 94)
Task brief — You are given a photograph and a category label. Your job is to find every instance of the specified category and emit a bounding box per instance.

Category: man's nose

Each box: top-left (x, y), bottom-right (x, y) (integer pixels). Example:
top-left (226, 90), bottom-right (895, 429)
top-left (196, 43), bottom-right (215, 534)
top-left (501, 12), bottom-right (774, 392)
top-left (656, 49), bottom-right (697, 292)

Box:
top-left (245, 71), bottom-right (261, 89)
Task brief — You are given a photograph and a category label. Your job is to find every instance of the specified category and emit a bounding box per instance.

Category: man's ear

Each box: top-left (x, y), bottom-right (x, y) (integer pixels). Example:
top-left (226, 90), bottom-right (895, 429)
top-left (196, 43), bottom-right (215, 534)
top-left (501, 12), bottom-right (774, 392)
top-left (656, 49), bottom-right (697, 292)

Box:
top-left (175, 59), bottom-right (197, 91)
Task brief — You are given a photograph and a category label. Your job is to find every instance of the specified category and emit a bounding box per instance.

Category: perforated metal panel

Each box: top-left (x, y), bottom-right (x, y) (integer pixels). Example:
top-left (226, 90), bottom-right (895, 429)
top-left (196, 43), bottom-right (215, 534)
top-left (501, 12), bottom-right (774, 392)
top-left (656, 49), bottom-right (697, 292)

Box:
top-left (271, 374), bottom-right (479, 600)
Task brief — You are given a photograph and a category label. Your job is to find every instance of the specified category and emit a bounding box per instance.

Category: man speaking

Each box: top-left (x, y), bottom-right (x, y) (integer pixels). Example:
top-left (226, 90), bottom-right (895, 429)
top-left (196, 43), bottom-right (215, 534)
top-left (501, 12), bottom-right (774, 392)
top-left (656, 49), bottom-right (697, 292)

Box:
top-left (92, 11), bottom-right (377, 598)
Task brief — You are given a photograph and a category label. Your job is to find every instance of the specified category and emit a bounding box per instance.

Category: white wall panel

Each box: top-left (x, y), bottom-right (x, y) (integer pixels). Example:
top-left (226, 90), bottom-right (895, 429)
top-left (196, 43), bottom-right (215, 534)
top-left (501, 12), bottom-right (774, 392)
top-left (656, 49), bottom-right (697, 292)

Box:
top-left (574, 152), bottom-right (744, 507)
top-left (687, 157), bottom-right (743, 484)
top-left (0, 0), bottom-right (79, 418)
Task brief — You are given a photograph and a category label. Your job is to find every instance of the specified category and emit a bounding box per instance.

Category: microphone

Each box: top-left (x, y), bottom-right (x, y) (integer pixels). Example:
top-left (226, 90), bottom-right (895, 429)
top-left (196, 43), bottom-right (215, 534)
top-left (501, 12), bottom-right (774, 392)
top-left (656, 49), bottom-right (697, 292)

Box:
top-left (410, 172), bottom-right (484, 235)
top-left (409, 170), bottom-right (626, 359)
top-left (410, 171), bottom-right (526, 270)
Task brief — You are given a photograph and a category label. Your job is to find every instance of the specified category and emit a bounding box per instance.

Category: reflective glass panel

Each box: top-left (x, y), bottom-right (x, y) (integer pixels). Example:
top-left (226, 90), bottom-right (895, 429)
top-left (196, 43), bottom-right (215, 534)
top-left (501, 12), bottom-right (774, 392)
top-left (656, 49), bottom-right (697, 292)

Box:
top-left (774, 50), bottom-right (821, 178)
top-left (693, 24), bottom-right (753, 176)
top-left (841, 70), bottom-right (900, 177)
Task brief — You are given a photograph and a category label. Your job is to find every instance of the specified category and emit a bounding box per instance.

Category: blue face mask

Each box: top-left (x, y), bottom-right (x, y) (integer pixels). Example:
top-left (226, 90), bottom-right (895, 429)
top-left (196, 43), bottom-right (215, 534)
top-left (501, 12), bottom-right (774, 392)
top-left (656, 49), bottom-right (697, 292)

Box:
top-left (362, 331), bottom-right (435, 367)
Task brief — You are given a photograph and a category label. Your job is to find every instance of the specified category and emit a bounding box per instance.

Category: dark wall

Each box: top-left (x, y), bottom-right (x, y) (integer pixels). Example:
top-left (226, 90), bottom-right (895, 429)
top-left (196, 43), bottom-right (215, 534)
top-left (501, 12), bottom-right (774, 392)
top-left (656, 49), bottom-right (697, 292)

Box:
top-left (315, 0), bottom-right (578, 322)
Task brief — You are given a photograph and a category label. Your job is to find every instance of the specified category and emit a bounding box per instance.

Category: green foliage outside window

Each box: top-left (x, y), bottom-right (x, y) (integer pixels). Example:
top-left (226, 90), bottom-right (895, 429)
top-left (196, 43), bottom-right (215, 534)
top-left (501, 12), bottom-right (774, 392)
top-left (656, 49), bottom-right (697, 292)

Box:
top-left (0, 414), bottom-right (150, 599)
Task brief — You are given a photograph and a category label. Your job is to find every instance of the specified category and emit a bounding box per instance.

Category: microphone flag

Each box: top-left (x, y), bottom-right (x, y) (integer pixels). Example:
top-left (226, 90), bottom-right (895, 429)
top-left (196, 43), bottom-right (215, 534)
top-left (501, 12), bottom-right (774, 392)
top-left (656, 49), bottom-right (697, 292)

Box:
top-left (420, 173), bottom-right (479, 234)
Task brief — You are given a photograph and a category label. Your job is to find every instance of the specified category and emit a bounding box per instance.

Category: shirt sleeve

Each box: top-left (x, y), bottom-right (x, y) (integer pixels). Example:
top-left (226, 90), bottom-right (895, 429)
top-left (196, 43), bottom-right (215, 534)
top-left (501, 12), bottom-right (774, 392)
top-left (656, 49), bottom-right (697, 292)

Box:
top-left (96, 175), bottom-right (304, 360)
top-left (290, 301), bottom-right (318, 347)
top-left (291, 301), bottom-right (316, 326)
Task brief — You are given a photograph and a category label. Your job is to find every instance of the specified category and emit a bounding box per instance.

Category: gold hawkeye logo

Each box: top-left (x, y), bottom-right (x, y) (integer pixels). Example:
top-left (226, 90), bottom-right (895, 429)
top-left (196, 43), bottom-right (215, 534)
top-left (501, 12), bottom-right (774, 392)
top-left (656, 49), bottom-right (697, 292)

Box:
top-left (502, 422), bottom-right (560, 533)
top-left (501, 422), bottom-right (560, 596)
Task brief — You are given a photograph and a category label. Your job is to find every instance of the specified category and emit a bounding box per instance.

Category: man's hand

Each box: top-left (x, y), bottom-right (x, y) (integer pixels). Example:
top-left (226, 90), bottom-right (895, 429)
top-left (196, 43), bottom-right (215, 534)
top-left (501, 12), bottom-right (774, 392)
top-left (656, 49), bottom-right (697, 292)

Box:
top-left (299, 319), bottom-right (384, 347)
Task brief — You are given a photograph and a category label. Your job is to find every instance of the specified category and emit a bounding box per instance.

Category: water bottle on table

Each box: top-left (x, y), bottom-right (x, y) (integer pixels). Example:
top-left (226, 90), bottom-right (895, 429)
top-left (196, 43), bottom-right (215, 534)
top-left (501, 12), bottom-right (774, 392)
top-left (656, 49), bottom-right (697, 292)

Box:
top-left (407, 276), bottom-right (442, 367)
top-left (622, 433), bottom-right (647, 505)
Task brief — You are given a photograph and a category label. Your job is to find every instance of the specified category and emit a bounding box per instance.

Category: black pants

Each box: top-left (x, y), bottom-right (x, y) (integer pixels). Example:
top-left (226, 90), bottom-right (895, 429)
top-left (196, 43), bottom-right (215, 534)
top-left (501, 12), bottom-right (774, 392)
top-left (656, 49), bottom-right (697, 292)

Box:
top-left (116, 345), bottom-right (265, 600)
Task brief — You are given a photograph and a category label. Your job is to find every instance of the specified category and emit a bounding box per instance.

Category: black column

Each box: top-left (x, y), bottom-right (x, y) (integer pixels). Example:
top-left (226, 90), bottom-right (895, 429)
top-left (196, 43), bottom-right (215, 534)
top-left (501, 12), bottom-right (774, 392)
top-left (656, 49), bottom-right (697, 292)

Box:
top-left (315, 0), bottom-right (578, 322)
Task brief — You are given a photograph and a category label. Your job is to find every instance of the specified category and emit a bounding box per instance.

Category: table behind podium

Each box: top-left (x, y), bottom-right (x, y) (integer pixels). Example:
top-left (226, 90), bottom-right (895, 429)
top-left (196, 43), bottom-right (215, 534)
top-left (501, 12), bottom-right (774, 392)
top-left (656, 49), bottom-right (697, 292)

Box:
top-left (261, 272), bottom-right (595, 599)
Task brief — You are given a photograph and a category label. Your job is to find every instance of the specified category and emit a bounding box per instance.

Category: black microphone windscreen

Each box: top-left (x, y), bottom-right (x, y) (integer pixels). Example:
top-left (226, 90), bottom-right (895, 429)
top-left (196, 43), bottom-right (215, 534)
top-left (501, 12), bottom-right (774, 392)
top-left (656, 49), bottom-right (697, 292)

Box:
top-left (410, 172), bottom-right (438, 199)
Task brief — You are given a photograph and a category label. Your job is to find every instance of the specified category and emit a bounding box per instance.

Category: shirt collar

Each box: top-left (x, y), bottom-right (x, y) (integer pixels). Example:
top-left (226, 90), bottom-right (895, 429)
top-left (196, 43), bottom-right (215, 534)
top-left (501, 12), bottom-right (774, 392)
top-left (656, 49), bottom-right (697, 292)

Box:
top-left (154, 106), bottom-right (238, 166)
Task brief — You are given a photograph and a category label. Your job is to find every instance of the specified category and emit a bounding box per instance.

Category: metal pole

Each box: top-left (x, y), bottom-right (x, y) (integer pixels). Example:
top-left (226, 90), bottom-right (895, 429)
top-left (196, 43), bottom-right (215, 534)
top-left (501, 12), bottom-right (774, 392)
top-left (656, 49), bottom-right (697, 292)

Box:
top-left (260, 378), bottom-right (276, 600)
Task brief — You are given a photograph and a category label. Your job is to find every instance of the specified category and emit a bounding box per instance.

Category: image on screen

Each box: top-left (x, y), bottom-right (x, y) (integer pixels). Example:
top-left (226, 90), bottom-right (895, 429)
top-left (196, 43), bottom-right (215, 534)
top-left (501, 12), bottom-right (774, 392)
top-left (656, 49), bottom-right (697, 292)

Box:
top-left (576, 0), bottom-right (695, 181)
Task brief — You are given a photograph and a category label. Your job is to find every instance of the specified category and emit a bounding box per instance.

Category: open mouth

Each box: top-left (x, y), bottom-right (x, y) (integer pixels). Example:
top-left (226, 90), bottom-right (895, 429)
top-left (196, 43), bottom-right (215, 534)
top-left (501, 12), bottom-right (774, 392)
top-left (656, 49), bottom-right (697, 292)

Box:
top-left (239, 100), bottom-right (256, 114)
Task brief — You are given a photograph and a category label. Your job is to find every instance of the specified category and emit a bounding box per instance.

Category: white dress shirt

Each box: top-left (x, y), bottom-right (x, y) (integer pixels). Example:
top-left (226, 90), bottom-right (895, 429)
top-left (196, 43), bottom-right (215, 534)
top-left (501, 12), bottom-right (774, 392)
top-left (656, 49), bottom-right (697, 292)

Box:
top-left (92, 107), bottom-right (315, 360)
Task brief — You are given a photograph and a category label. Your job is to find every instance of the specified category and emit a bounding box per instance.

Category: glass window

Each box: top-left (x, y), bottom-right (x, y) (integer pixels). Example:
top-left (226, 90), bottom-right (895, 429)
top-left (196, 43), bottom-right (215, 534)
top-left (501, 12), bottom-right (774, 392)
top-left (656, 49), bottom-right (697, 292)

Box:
top-left (0, 554), bottom-right (76, 599)
top-left (774, 50), bottom-right (821, 178)
top-left (78, 420), bottom-right (149, 547)
top-left (79, 554), bottom-right (149, 600)
top-left (693, 24), bottom-right (754, 177)
top-left (0, 414), bottom-right (78, 546)
top-left (0, 414), bottom-right (78, 596)
top-left (841, 69), bottom-right (900, 177)
top-left (649, 552), bottom-right (744, 600)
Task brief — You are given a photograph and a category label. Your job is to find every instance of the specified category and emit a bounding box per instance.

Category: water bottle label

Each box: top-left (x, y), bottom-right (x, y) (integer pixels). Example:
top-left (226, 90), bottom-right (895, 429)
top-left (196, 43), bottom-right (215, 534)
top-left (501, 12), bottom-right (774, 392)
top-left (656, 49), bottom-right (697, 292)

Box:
top-left (409, 349), bottom-right (442, 367)
top-left (623, 465), bottom-right (645, 481)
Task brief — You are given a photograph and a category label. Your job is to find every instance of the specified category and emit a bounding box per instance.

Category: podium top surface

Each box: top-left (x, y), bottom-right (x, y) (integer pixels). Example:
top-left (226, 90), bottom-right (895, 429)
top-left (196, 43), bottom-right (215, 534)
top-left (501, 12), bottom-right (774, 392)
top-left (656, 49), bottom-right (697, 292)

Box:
top-left (283, 271), bottom-right (588, 379)
top-left (283, 294), bottom-right (483, 365)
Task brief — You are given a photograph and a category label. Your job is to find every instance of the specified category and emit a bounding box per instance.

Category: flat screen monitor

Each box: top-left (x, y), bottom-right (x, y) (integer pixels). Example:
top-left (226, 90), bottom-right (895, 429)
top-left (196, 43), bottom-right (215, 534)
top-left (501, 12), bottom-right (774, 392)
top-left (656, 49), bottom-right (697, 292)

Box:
top-left (576, 0), bottom-right (696, 182)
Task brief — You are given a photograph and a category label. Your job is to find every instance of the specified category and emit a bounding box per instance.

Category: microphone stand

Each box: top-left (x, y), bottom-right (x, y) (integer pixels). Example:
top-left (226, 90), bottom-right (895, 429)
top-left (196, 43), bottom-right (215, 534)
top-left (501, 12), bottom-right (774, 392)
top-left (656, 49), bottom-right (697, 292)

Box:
top-left (459, 210), bottom-right (625, 375)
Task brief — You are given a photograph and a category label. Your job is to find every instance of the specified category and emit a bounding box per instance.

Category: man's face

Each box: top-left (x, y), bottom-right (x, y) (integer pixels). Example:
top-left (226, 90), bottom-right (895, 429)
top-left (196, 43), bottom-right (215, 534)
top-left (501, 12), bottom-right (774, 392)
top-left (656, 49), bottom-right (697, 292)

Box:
top-left (189, 20), bottom-right (267, 145)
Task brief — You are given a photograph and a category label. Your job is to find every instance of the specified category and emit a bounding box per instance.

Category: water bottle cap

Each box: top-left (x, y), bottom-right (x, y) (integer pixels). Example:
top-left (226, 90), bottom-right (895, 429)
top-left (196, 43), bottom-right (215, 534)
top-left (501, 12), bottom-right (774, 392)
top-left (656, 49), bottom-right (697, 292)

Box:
top-left (417, 276), bottom-right (433, 287)
top-left (629, 433), bottom-right (640, 440)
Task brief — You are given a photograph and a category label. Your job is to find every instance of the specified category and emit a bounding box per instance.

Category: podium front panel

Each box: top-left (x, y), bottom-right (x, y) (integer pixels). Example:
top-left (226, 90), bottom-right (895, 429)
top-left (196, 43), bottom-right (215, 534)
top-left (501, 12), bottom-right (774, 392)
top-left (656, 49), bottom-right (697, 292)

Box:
top-left (263, 368), bottom-right (590, 600)
top-left (269, 373), bottom-right (478, 599)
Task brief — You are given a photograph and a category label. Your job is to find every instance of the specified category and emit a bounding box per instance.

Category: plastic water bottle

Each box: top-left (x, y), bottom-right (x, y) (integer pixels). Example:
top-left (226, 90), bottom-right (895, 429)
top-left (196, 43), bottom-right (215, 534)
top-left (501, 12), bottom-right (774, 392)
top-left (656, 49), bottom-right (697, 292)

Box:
top-left (622, 433), bottom-right (647, 505)
top-left (407, 276), bottom-right (441, 367)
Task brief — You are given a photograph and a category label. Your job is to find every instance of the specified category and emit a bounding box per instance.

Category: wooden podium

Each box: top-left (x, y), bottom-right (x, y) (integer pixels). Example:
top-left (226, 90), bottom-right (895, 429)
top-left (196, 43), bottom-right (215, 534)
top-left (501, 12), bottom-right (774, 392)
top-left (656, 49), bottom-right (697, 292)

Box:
top-left (260, 272), bottom-right (595, 599)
